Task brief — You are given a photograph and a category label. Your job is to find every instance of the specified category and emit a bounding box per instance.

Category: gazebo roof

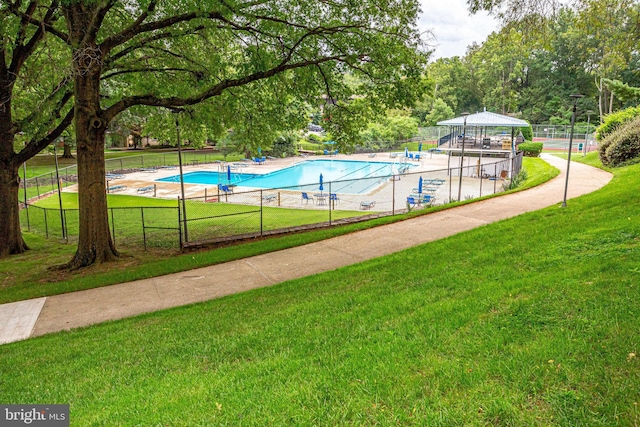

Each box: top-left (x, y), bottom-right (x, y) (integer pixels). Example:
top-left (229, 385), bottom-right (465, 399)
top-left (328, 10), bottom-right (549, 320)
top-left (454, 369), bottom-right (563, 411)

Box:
top-left (437, 111), bottom-right (529, 127)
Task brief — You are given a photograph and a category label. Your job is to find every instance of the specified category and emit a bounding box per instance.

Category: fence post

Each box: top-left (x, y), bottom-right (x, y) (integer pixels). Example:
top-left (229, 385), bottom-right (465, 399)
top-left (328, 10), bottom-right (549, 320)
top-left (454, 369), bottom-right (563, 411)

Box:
top-left (44, 208), bottom-right (49, 238)
top-left (62, 209), bottom-right (68, 242)
top-left (392, 175), bottom-right (395, 214)
top-left (328, 182), bottom-right (332, 225)
top-left (260, 189), bottom-right (264, 236)
top-left (35, 176), bottom-right (39, 198)
top-left (177, 197), bottom-right (183, 250)
top-left (110, 208), bottom-right (116, 246)
top-left (141, 207), bottom-right (147, 251)
top-left (22, 162), bottom-right (30, 230)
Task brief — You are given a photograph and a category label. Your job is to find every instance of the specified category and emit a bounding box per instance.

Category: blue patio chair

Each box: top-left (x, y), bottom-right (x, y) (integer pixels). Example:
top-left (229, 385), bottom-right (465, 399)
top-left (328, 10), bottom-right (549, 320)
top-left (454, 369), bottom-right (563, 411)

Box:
top-left (406, 196), bottom-right (417, 208)
top-left (301, 192), bottom-right (314, 204)
top-left (323, 149), bottom-right (329, 155)
top-left (219, 185), bottom-right (233, 194)
top-left (421, 194), bottom-right (435, 205)
top-left (330, 193), bottom-right (339, 204)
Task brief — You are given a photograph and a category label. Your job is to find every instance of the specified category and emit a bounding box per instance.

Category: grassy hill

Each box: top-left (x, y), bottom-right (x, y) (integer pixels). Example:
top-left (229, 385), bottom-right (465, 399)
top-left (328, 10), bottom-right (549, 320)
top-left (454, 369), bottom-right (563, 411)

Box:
top-left (1, 156), bottom-right (638, 425)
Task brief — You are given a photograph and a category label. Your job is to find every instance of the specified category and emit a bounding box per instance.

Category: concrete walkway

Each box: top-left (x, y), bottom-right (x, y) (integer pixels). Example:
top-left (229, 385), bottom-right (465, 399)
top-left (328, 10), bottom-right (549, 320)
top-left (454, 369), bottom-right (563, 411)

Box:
top-left (0, 155), bottom-right (612, 345)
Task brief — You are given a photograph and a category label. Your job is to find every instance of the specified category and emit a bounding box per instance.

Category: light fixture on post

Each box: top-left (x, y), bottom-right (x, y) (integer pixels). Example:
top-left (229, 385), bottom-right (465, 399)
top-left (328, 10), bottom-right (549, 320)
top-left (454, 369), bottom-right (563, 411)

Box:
top-left (562, 94), bottom-right (583, 208)
top-left (458, 112), bottom-right (470, 202)
top-left (171, 108), bottom-right (188, 243)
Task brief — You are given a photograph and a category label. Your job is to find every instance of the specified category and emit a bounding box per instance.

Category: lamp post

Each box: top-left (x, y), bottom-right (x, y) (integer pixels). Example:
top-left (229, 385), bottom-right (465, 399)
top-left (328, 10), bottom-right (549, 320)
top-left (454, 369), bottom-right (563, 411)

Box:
top-left (172, 108), bottom-right (188, 242)
top-left (458, 112), bottom-right (470, 202)
top-left (562, 94), bottom-right (583, 208)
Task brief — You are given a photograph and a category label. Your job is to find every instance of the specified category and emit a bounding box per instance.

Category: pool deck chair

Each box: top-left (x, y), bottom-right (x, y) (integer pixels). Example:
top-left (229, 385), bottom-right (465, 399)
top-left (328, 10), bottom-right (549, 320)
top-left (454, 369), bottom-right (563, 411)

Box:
top-left (406, 196), bottom-right (417, 208)
top-left (360, 200), bottom-right (375, 210)
top-left (106, 173), bottom-right (125, 180)
top-left (421, 194), bottom-right (435, 205)
top-left (140, 168), bottom-right (157, 173)
top-left (137, 185), bottom-right (154, 194)
top-left (330, 193), bottom-right (339, 205)
top-left (301, 192), bottom-right (314, 204)
top-left (107, 185), bottom-right (126, 193)
top-left (262, 194), bottom-right (277, 204)
top-left (219, 185), bottom-right (234, 194)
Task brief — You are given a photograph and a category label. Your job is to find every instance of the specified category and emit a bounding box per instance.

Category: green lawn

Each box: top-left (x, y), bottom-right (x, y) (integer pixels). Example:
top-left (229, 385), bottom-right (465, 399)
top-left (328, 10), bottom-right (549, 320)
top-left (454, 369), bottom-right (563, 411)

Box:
top-left (1, 155), bottom-right (638, 425)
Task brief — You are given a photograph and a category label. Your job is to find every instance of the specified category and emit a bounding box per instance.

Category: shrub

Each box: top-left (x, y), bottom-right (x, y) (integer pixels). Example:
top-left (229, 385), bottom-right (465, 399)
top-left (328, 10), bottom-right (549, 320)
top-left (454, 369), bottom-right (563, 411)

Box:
top-left (518, 142), bottom-right (543, 157)
top-left (600, 115), bottom-right (640, 167)
top-left (595, 106), bottom-right (640, 142)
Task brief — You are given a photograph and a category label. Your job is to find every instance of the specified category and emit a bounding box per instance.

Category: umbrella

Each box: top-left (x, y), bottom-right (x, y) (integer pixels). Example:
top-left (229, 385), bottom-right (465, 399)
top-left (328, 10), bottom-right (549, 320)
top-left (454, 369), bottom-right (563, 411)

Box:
top-left (227, 165), bottom-right (231, 183)
top-left (418, 176), bottom-right (423, 196)
top-left (405, 146), bottom-right (409, 157)
top-left (418, 142), bottom-right (423, 153)
top-left (319, 173), bottom-right (324, 193)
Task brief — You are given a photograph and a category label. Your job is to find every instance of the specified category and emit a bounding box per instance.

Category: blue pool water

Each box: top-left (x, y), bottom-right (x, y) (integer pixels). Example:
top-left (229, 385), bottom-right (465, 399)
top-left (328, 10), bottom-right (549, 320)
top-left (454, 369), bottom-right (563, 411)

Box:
top-left (157, 159), bottom-right (413, 194)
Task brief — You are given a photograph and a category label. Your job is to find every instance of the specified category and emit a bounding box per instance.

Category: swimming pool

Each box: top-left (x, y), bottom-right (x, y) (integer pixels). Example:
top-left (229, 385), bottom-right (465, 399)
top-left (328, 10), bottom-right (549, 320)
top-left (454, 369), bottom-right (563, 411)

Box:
top-left (157, 159), bottom-right (413, 194)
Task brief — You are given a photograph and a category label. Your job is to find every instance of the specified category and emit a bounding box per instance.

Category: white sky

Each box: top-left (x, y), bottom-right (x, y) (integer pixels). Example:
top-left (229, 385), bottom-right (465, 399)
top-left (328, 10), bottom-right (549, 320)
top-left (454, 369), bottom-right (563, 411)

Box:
top-left (418, 0), bottom-right (499, 59)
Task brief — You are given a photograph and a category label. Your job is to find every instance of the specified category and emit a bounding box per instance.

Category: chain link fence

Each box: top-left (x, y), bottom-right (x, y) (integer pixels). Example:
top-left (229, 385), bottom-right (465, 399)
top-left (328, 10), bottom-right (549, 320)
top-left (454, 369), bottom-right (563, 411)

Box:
top-left (20, 152), bottom-right (522, 251)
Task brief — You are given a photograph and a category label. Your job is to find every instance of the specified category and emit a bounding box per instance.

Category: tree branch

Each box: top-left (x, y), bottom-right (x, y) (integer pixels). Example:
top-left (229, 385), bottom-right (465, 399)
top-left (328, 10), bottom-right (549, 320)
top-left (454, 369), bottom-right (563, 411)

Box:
top-left (15, 106), bottom-right (74, 166)
top-left (104, 55), bottom-right (348, 121)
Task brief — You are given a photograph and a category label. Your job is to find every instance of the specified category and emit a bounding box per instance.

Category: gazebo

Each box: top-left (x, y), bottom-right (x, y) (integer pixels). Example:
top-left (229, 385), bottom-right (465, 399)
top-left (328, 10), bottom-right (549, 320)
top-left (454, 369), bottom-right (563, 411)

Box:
top-left (437, 111), bottom-right (530, 179)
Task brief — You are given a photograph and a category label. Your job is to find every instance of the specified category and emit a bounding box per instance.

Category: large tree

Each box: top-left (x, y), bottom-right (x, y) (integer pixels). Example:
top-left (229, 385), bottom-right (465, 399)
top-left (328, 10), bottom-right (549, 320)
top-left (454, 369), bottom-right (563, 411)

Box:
top-left (0, 1), bottom-right (73, 258)
top-left (27, 0), bottom-right (425, 268)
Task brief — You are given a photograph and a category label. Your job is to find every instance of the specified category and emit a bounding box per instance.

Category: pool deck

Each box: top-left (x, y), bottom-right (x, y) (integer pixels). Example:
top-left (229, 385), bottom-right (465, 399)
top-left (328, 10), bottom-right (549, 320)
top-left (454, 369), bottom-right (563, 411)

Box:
top-left (67, 152), bottom-right (498, 210)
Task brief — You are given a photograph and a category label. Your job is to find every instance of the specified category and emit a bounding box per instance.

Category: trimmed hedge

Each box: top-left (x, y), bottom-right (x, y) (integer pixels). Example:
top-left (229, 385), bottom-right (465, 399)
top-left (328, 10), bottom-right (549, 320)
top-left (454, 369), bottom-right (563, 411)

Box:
top-left (518, 141), bottom-right (543, 157)
top-left (600, 115), bottom-right (640, 166)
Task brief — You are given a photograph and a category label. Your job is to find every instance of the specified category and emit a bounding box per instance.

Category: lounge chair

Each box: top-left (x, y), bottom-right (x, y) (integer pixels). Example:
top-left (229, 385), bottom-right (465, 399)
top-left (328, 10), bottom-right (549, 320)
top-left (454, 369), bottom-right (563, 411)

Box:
top-left (140, 168), bottom-right (157, 173)
top-left (262, 194), bottom-right (277, 204)
top-left (107, 185), bottom-right (126, 193)
top-left (106, 173), bottom-right (125, 180)
top-left (301, 192), bottom-right (314, 204)
top-left (360, 200), bottom-right (375, 210)
top-left (136, 185), bottom-right (154, 194)
top-left (368, 153), bottom-right (377, 158)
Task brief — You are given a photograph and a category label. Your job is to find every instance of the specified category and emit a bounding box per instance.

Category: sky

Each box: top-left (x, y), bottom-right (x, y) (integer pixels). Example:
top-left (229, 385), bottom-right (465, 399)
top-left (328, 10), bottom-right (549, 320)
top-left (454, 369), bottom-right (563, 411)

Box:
top-left (418, 0), bottom-right (499, 59)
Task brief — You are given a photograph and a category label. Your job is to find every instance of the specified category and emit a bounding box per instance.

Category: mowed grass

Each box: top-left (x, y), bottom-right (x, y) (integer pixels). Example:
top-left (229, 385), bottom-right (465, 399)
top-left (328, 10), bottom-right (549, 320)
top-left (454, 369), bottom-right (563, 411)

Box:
top-left (0, 155), bottom-right (638, 425)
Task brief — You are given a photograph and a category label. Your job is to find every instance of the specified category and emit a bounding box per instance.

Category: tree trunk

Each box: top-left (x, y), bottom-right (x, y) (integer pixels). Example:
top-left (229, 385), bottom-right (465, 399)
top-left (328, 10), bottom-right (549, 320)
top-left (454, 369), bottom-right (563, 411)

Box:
top-left (0, 90), bottom-right (29, 258)
top-left (0, 162), bottom-right (29, 258)
top-left (62, 142), bottom-right (74, 159)
top-left (62, 5), bottom-right (118, 269)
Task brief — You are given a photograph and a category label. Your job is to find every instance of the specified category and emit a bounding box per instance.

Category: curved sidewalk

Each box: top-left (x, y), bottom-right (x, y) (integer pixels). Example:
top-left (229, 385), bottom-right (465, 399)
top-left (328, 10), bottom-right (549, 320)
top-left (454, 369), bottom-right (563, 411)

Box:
top-left (0, 155), bottom-right (612, 344)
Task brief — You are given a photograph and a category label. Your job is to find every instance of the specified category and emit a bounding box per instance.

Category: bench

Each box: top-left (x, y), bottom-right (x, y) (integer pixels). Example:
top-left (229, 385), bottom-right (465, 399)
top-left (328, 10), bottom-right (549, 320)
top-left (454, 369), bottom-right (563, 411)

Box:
top-left (107, 185), bottom-right (126, 193)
